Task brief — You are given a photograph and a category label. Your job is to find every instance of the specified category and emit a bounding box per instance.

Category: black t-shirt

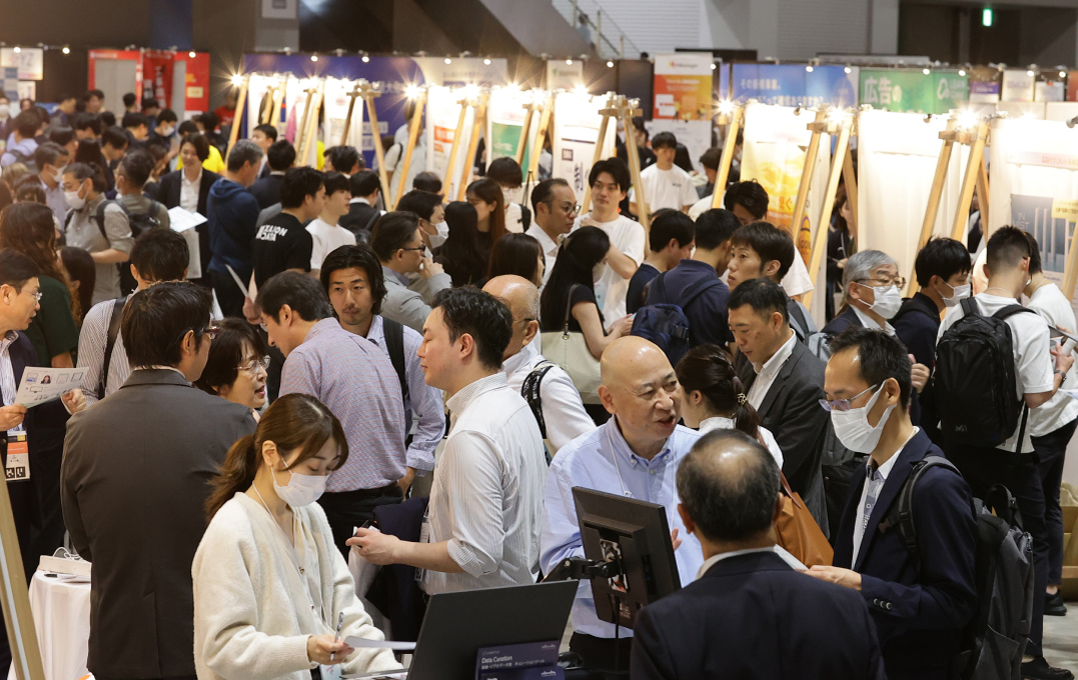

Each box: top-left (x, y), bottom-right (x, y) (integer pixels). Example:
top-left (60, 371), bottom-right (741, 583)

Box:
top-left (542, 284), bottom-right (604, 334)
top-left (251, 212), bottom-right (314, 289)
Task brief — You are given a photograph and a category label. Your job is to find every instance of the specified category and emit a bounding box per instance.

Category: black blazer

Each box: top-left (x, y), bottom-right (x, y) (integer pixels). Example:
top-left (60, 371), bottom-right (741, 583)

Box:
top-left (339, 200), bottom-right (380, 240)
top-left (249, 173), bottom-right (284, 210)
top-left (822, 305), bottom-right (863, 336)
top-left (158, 169), bottom-right (221, 280)
top-left (833, 429), bottom-right (978, 679)
top-left (632, 551), bottom-right (887, 680)
top-left (61, 369), bottom-right (256, 678)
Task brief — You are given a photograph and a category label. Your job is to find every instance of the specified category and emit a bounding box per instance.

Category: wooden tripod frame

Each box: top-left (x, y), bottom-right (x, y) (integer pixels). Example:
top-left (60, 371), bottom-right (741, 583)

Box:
top-left (225, 76), bottom-right (249, 160)
top-left (710, 106), bottom-right (744, 209)
top-left (356, 83), bottom-right (391, 203)
top-left (297, 82), bottom-right (324, 169)
top-left (393, 88), bottom-right (427, 208)
top-left (580, 93), bottom-right (619, 216)
top-left (457, 91), bottom-right (489, 202)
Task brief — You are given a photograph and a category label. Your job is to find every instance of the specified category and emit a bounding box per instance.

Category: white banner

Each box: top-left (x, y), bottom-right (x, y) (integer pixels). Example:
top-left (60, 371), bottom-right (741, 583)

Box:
top-left (1001, 69), bottom-right (1036, 102)
top-left (646, 119), bottom-right (711, 173)
top-left (552, 92), bottom-right (616, 198)
top-left (425, 86), bottom-right (473, 199)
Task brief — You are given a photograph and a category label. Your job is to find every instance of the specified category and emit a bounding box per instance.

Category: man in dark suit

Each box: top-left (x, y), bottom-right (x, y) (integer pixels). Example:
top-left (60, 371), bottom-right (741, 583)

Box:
top-left (339, 169), bottom-right (383, 240)
top-left (61, 281), bottom-right (256, 680)
top-left (249, 139), bottom-right (295, 210)
top-left (820, 250), bottom-right (902, 338)
top-left (729, 278), bottom-right (829, 528)
top-left (158, 132), bottom-right (221, 285)
top-left (632, 428), bottom-right (886, 680)
top-left (809, 327), bottom-right (977, 680)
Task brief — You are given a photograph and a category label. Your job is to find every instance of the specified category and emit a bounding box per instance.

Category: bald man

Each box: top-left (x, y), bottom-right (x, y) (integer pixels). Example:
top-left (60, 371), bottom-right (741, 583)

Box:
top-left (484, 275), bottom-right (594, 454)
top-left (541, 336), bottom-right (704, 679)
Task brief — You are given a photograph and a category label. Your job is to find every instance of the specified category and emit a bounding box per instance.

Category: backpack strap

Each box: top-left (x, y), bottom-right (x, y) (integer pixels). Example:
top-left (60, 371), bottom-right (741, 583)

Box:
top-left (99, 297), bottom-right (127, 400)
top-left (364, 208), bottom-right (382, 233)
top-left (522, 361), bottom-right (557, 440)
top-left (788, 299), bottom-right (811, 342)
top-left (991, 303), bottom-right (1034, 451)
top-left (879, 455), bottom-right (961, 572)
top-left (381, 317), bottom-right (410, 405)
top-left (959, 296), bottom-right (981, 318)
top-left (92, 200), bottom-right (113, 243)
top-left (519, 204), bottom-right (532, 231)
top-left (648, 272), bottom-right (669, 305)
top-left (677, 275), bottom-right (722, 309)
top-left (992, 303), bottom-right (1036, 321)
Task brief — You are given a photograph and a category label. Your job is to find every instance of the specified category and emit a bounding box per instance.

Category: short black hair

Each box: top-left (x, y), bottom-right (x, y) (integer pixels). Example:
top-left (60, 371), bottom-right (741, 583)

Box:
top-left (84, 90), bottom-right (104, 102)
top-left (694, 209), bottom-right (741, 251)
top-left (49, 126), bottom-right (75, 148)
top-left (370, 212), bottom-right (421, 262)
top-left (130, 228), bottom-right (189, 282)
top-left (13, 111), bottom-right (38, 138)
top-left (486, 157), bottom-right (523, 187)
top-left (726, 277), bottom-right (788, 324)
top-left (651, 131), bottom-right (677, 150)
top-left (724, 180), bottom-right (769, 220)
top-left (72, 112), bottom-right (102, 136)
top-left (181, 132), bottom-right (210, 162)
top-left (267, 139), bottom-right (296, 171)
top-left (66, 162), bottom-right (106, 193)
top-left (699, 146), bottom-right (722, 171)
top-left (156, 109), bottom-right (178, 125)
top-left (730, 221), bottom-right (795, 279)
top-left (350, 169), bottom-right (381, 197)
top-left (326, 145), bottom-right (359, 174)
top-left (122, 112), bottom-right (150, 130)
top-left (256, 270), bottom-right (334, 323)
top-left (194, 318), bottom-right (267, 396)
top-left (118, 149), bottom-right (157, 188)
top-left (320, 244), bottom-right (386, 316)
top-left (397, 190), bottom-right (442, 222)
top-left (677, 429), bottom-right (780, 542)
top-left (531, 178), bottom-right (570, 214)
top-left (323, 171), bottom-right (350, 197)
top-left (413, 171), bottom-right (442, 194)
top-left (253, 124), bottom-right (278, 141)
top-left (198, 111), bottom-right (219, 131)
top-left (1023, 231), bottom-right (1043, 275)
top-left (432, 286), bottom-right (513, 370)
top-left (122, 281), bottom-right (212, 369)
top-left (33, 142), bottom-right (68, 171)
top-left (101, 126), bottom-right (129, 150)
top-left (914, 237), bottom-right (972, 287)
top-left (0, 248), bottom-right (40, 291)
top-left (588, 157), bottom-right (631, 192)
top-left (828, 326), bottom-right (912, 409)
top-left (648, 209), bottom-right (694, 252)
top-left (178, 120), bottom-right (199, 136)
top-left (100, 111), bottom-right (116, 128)
top-left (226, 139), bottom-right (264, 173)
top-left (987, 225), bottom-right (1033, 273)
top-left (122, 93), bottom-right (137, 108)
top-left (279, 167), bottom-right (324, 209)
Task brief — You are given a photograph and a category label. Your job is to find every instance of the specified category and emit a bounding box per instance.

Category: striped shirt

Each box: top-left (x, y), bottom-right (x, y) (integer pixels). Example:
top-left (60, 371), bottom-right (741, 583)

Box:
top-left (1, 331), bottom-right (22, 433)
top-left (279, 318), bottom-right (408, 492)
top-left (77, 296), bottom-right (132, 406)
top-left (422, 372), bottom-right (547, 595)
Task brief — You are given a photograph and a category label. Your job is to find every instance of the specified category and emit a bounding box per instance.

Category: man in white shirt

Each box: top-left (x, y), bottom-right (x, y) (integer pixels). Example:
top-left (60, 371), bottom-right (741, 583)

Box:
top-left (527, 178), bottom-right (578, 286)
top-left (306, 171), bottom-right (357, 277)
top-left (936, 226), bottom-right (1075, 679)
top-left (34, 142), bottom-right (70, 225)
top-left (484, 275), bottom-right (594, 454)
top-left (578, 159), bottom-right (645, 325)
top-left (628, 132), bottom-right (697, 216)
top-left (350, 287), bottom-right (546, 595)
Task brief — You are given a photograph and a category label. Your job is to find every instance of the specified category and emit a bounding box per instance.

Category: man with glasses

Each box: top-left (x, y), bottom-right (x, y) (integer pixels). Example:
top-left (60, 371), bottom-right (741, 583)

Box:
top-left (527, 178), bottom-right (578, 285)
top-left (62, 281), bottom-right (256, 680)
top-left (822, 250), bottom-right (905, 337)
top-left (808, 327), bottom-right (977, 680)
top-left (370, 211), bottom-right (451, 333)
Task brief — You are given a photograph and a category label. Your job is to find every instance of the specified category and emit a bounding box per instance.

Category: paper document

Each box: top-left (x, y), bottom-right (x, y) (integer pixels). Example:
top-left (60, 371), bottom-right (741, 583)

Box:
top-left (14, 367), bottom-right (86, 407)
top-left (344, 637), bottom-right (416, 651)
top-left (167, 207), bottom-right (208, 233)
top-left (225, 265), bottom-right (257, 301)
top-left (1060, 389), bottom-right (1078, 402)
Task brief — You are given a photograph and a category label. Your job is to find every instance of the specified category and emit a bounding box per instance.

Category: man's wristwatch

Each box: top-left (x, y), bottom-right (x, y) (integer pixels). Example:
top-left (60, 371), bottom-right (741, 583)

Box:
top-left (1056, 369), bottom-right (1067, 380)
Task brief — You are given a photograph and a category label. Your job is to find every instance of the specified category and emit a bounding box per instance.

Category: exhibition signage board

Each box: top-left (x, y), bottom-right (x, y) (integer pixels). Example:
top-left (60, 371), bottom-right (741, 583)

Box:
top-left (859, 69), bottom-right (968, 114)
top-left (653, 53), bottom-right (713, 121)
top-left (731, 64), bottom-right (858, 108)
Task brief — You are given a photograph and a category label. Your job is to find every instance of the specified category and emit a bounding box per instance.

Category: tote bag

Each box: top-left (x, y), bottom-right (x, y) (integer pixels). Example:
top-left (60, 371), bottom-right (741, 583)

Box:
top-left (541, 284), bottom-right (602, 404)
top-left (775, 471), bottom-right (834, 568)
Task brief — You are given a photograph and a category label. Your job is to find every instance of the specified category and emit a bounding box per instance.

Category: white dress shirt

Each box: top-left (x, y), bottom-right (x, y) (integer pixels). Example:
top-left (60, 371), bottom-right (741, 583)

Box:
top-left (851, 428), bottom-right (917, 565)
top-left (1, 331), bottom-right (21, 434)
top-left (852, 305), bottom-right (895, 335)
top-left (695, 545), bottom-right (806, 580)
top-left (526, 223), bottom-right (561, 286)
top-left (180, 167), bottom-right (202, 213)
top-left (1026, 282), bottom-right (1078, 437)
top-left (698, 416), bottom-right (783, 468)
top-left (746, 331), bottom-right (797, 410)
top-left (77, 295), bottom-right (133, 406)
top-left (422, 372), bottom-right (547, 595)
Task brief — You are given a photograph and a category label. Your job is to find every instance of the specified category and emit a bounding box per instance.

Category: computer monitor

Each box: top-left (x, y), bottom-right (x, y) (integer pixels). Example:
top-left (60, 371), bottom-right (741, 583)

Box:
top-left (572, 487), bottom-right (681, 630)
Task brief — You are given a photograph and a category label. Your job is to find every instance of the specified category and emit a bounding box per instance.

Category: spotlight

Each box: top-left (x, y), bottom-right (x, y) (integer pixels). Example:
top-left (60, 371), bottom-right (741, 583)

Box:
top-left (955, 108), bottom-right (979, 131)
top-left (188, 51), bottom-right (196, 58)
top-left (361, 55), bottom-right (369, 63)
top-left (1061, 71), bottom-right (1068, 79)
top-left (13, 47), bottom-right (20, 54)
top-left (710, 63), bottom-right (717, 70)
top-left (1027, 68), bottom-right (1036, 77)
top-left (444, 56), bottom-right (452, 65)
top-left (311, 54), bottom-right (318, 62)
top-left (62, 46), bottom-right (70, 55)
top-left (607, 61), bottom-right (614, 68)
top-left (717, 99), bottom-right (735, 116)
top-left (230, 74), bottom-right (244, 87)
top-left (923, 68), bottom-right (931, 75)
top-left (573, 85), bottom-right (589, 97)
top-left (483, 58), bottom-right (491, 65)
top-left (805, 65), bottom-right (814, 73)
top-left (566, 58), bottom-right (573, 65)
top-left (958, 69), bottom-right (966, 76)
top-left (404, 84), bottom-right (421, 100)
top-left (844, 66), bottom-right (852, 74)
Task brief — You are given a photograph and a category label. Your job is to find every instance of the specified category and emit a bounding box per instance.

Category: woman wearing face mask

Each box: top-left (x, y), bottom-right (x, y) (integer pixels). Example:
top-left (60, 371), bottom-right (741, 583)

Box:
top-left (466, 178), bottom-right (508, 253)
top-left (193, 394), bottom-right (398, 680)
top-left (433, 201), bottom-right (487, 287)
top-left (676, 344), bottom-right (783, 468)
top-left (821, 250), bottom-right (904, 338)
top-left (195, 319), bottom-right (269, 417)
top-left (485, 157), bottom-right (528, 233)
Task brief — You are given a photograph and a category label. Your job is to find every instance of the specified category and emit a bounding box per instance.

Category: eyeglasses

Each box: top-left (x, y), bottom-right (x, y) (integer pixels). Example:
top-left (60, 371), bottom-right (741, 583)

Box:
top-left (857, 276), bottom-right (906, 289)
top-left (400, 246), bottom-right (427, 253)
top-left (562, 204), bottom-right (582, 216)
top-left (203, 325), bottom-right (222, 340)
top-left (819, 383), bottom-right (879, 412)
top-left (25, 291), bottom-right (42, 302)
top-left (240, 355), bottom-right (270, 373)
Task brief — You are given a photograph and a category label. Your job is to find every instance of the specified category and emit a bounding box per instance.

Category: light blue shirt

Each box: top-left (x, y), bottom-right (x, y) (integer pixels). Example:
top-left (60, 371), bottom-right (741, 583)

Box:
top-left (540, 419), bottom-right (703, 638)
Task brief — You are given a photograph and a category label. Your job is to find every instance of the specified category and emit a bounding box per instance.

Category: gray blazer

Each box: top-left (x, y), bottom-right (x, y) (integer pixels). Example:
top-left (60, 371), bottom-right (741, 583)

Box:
top-left (381, 265), bottom-right (452, 334)
top-left (61, 369), bottom-right (257, 679)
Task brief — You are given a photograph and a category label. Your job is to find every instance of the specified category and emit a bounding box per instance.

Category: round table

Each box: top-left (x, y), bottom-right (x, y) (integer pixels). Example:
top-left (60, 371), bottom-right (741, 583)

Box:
top-left (7, 570), bottom-right (91, 680)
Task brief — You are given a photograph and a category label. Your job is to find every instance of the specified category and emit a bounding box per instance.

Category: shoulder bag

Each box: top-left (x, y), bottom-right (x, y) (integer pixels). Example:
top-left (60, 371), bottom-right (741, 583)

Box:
top-left (540, 284), bottom-right (602, 404)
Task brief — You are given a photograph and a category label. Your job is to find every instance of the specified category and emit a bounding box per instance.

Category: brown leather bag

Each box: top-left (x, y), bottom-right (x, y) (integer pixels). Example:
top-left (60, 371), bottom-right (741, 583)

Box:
top-left (775, 472), bottom-right (834, 568)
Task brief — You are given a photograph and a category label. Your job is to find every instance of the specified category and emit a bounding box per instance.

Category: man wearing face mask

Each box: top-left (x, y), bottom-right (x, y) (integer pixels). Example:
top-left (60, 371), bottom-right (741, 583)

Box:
top-left (822, 250), bottom-right (904, 336)
top-left (486, 157), bottom-right (530, 232)
top-left (808, 327), bottom-right (977, 680)
top-left (371, 212), bottom-right (450, 334)
top-left (63, 163), bottom-right (134, 306)
top-left (397, 189), bottom-right (447, 254)
top-left (33, 142), bottom-right (70, 225)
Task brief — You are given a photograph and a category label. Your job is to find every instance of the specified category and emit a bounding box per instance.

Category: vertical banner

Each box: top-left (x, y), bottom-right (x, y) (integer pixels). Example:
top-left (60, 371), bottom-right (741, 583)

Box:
top-left (860, 69), bottom-right (968, 114)
top-left (321, 78), bottom-right (351, 149)
top-left (652, 53), bottom-right (713, 121)
top-left (177, 52), bottom-right (210, 117)
top-left (486, 87), bottom-right (534, 175)
top-left (142, 51), bottom-right (175, 107)
top-left (552, 92), bottom-right (615, 197)
top-left (247, 73), bottom-right (274, 131)
top-left (426, 85), bottom-right (473, 199)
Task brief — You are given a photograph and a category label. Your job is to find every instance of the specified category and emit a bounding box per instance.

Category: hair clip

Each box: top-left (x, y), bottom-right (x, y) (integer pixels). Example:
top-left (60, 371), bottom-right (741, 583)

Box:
top-left (737, 393), bottom-right (748, 405)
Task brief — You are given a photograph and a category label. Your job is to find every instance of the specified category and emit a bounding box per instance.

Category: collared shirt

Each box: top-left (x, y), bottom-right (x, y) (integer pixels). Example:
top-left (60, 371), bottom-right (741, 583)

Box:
top-left (852, 305), bottom-right (895, 335)
top-left (526, 224), bottom-right (560, 287)
top-left (363, 315), bottom-right (444, 471)
top-left (349, 197), bottom-right (372, 206)
top-left (423, 372), bottom-right (546, 595)
top-left (65, 194), bottom-right (134, 306)
top-left (541, 419), bottom-right (704, 638)
top-left (852, 427), bottom-right (917, 565)
top-left (698, 416), bottom-right (783, 468)
top-left (746, 331), bottom-right (797, 410)
top-left (44, 182), bottom-right (69, 226)
top-left (694, 545), bottom-right (805, 581)
top-left (503, 337), bottom-right (595, 454)
top-left (279, 318), bottom-right (408, 491)
top-left (1, 331), bottom-right (21, 433)
top-left (180, 167), bottom-right (202, 213)
top-left (76, 295), bottom-right (133, 407)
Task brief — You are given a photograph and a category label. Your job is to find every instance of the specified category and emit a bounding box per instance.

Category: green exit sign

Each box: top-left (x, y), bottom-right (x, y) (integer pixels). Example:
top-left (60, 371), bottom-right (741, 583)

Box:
top-left (982, 8), bottom-right (993, 26)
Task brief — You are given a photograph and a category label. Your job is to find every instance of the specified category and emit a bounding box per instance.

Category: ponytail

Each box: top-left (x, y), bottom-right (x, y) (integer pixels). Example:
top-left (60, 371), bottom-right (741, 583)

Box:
top-left (676, 344), bottom-right (762, 441)
top-left (730, 388), bottom-right (763, 442)
top-left (206, 434), bottom-right (260, 520)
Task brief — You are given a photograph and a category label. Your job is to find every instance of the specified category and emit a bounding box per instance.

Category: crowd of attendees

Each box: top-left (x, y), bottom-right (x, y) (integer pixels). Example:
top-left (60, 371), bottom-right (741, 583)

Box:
top-left (0, 86), bottom-right (1075, 680)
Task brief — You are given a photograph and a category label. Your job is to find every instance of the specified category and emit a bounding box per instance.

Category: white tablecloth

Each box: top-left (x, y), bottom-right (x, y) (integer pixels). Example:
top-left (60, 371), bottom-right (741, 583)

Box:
top-left (7, 571), bottom-right (91, 680)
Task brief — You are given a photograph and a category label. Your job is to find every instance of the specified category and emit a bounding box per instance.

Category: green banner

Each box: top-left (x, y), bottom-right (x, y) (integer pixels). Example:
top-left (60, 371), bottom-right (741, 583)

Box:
top-left (490, 121), bottom-right (531, 181)
top-left (859, 69), bottom-right (969, 114)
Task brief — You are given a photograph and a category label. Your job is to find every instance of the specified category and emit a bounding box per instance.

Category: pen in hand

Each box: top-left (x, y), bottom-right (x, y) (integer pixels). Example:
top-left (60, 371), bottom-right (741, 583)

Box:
top-left (329, 611), bottom-right (344, 662)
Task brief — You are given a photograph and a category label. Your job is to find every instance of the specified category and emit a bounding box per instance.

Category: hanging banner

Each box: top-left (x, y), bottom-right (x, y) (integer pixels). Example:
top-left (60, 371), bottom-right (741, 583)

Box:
top-left (142, 51), bottom-right (175, 107)
top-left (731, 64), bottom-right (858, 108)
top-left (426, 86), bottom-right (474, 199)
top-left (322, 78), bottom-right (364, 150)
top-left (1, 48), bottom-right (43, 81)
top-left (653, 52), bottom-right (713, 121)
top-left (2, 68), bottom-right (17, 102)
top-left (1036, 81), bottom-right (1065, 103)
top-left (552, 91), bottom-right (615, 197)
top-left (546, 61), bottom-right (584, 91)
top-left (1068, 73), bottom-right (1078, 102)
top-left (485, 87), bottom-right (535, 176)
top-left (860, 69), bottom-right (968, 114)
top-left (1001, 69), bottom-right (1036, 102)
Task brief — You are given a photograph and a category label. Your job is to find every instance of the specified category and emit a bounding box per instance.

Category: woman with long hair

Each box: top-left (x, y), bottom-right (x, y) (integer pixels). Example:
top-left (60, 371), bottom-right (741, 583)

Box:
top-left (675, 344), bottom-right (783, 467)
top-left (0, 202), bottom-right (80, 365)
top-left (488, 232), bottom-right (544, 287)
top-left (193, 394), bottom-right (397, 680)
top-left (433, 201), bottom-right (487, 287)
top-left (466, 177), bottom-right (507, 252)
top-left (195, 319), bottom-right (269, 417)
top-left (60, 246), bottom-right (95, 327)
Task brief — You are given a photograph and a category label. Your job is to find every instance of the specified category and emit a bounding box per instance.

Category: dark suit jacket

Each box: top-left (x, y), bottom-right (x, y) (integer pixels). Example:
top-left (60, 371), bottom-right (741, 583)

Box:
top-left (339, 200), bottom-right (380, 240)
top-left (61, 369), bottom-right (256, 679)
top-left (158, 168), bottom-right (222, 280)
top-left (893, 292), bottom-right (941, 430)
top-left (632, 551), bottom-right (887, 680)
top-left (248, 173), bottom-right (284, 210)
top-left (833, 429), bottom-right (977, 679)
top-left (822, 305), bottom-right (863, 336)
top-left (738, 338), bottom-right (829, 523)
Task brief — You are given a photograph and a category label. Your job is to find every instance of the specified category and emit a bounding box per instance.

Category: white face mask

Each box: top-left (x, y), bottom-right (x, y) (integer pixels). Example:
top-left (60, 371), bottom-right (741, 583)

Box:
top-left (272, 465), bottom-right (327, 507)
top-left (160, 125), bottom-right (175, 138)
top-left (51, 165), bottom-right (66, 185)
top-left (831, 384), bottom-right (896, 454)
top-left (502, 185), bottom-right (523, 206)
top-left (0, 104), bottom-right (10, 118)
top-left (867, 284), bottom-right (901, 320)
top-left (429, 220), bottom-right (449, 248)
top-left (64, 184), bottom-right (86, 211)
top-left (939, 281), bottom-right (971, 308)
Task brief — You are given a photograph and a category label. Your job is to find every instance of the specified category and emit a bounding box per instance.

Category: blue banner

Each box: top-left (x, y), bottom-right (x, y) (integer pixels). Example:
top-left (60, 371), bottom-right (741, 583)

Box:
top-left (731, 64), bottom-right (858, 108)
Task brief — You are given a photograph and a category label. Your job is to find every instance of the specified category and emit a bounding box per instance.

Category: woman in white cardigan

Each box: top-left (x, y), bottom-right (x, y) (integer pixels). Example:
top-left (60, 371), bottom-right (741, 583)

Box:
top-left (192, 393), bottom-right (400, 680)
top-left (675, 344), bottom-right (785, 468)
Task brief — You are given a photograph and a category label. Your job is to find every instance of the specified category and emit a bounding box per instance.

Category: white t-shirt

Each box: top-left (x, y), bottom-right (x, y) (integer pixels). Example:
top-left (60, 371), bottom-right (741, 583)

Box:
top-left (781, 248), bottom-right (815, 296)
top-left (505, 202), bottom-right (525, 233)
top-left (688, 193), bottom-right (714, 220)
top-left (575, 213), bottom-right (645, 325)
top-left (306, 218), bottom-right (357, 270)
top-left (937, 292), bottom-right (1055, 453)
top-left (628, 164), bottom-right (698, 213)
top-left (1026, 282), bottom-right (1078, 437)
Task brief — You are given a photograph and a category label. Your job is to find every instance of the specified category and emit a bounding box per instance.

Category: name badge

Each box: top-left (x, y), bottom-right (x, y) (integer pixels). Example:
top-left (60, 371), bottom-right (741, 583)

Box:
top-left (5, 433), bottom-right (29, 482)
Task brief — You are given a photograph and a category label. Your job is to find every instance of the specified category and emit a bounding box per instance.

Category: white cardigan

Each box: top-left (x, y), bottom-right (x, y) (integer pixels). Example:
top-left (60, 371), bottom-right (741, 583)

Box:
top-left (192, 493), bottom-right (399, 680)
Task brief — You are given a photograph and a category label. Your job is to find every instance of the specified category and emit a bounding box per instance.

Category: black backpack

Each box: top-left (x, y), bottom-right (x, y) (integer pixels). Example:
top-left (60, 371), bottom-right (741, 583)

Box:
top-left (881, 457), bottom-right (1034, 680)
top-left (630, 273), bottom-right (722, 367)
top-left (935, 298), bottom-right (1034, 448)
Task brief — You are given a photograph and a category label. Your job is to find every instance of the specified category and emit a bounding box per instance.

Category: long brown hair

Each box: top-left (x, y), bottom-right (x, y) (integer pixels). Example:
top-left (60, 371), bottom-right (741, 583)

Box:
top-left (467, 178), bottom-right (507, 244)
top-left (0, 202), bottom-right (81, 322)
top-left (676, 344), bottom-right (763, 441)
top-left (206, 393), bottom-right (349, 519)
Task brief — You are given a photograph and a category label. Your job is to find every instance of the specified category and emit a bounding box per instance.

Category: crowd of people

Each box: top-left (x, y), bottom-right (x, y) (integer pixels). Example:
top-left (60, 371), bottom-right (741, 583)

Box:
top-left (0, 86), bottom-right (1075, 680)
